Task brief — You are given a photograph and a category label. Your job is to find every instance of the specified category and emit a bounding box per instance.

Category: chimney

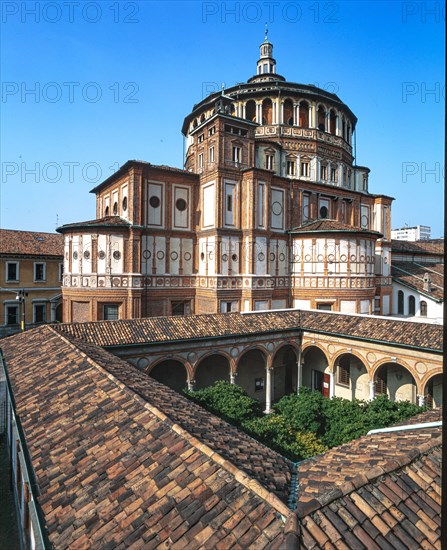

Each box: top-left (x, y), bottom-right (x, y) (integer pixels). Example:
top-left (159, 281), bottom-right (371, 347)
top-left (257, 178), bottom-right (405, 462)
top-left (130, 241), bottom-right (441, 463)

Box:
top-left (423, 272), bottom-right (432, 292)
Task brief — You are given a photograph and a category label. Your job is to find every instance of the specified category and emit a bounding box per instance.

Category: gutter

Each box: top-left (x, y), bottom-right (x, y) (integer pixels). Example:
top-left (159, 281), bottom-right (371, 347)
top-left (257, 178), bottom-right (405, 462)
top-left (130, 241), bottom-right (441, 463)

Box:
top-left (367, 420), bottom-right (442, 435)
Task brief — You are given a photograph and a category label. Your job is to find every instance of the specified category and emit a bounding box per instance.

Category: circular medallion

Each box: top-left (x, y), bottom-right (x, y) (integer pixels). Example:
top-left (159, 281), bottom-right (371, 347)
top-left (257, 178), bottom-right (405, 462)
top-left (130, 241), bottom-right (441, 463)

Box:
top-left (279, 253), bottom-right (285, 261)
top-left (98, 250), bottom-right (106, 260)
top-left (171, 251), bottom-right (178, 261)
top-left (272, 201), bottom-right (283, 216)
top-left (222, 254), bottom-right (228, 262)
top-left (73, 251), bottom-right (78, 260)
top-left (415, 362), bottom-right (427, 374)
top-left (184, 252), bottom-right (192, 261)
top-left (143, 250), bottom-right (151, 259)
top-left (137, 358), bottom-right (148, 370)
top-left (156, 251), bottom-right (165, 260)
top-left (84, 250), bottom-right (90, 259)
top-left (258, 252), bottom-right (265, 261)
top-left (113, 250), bottom-right (121, 260)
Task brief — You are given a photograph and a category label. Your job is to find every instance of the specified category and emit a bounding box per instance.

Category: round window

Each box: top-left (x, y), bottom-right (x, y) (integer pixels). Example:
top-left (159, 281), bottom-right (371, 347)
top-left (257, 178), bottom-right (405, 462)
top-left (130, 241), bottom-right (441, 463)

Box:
top-left (319, 206), bottom-right (328, 219)
top-left (149, 196), bottom-right (161, 208)
top-left (176, 198), bottom-right (187, 211)
top-left (122, 196), bottom-right (128, 211)
top-left (73, 252), bottom-right (78, 260)
top-left (113, 250), bottom-right (121, 260)
top-left (200, 252), bottom-right (205, 261)
top-left (232, 254), bottom-right (238, 262)
top-left (98, 251), bottom-right (106, 260)
top-left (84, 250), bottom-right (90, 259)
top-left (222, 254), bottom-right (228, 262)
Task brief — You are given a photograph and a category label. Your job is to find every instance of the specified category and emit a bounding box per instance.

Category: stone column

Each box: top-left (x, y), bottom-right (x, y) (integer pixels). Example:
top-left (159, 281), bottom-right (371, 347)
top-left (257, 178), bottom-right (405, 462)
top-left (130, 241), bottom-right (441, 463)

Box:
top-left (309, 104), bottom-right (313, 128)
top-left (187, 379), bottom-right (195, 392)
top-left (418, 394), bottom-right (425, 407)
top-left (230, 372), bottom-right (237, 385)
top-left (294, 103), bottom-right (299, 126)
top-left (264, 367), bottom-right (273, 413)
top-left (329, 371), bottom-right (335, 398)
top-left (369, 380), bottom-right (375, 401)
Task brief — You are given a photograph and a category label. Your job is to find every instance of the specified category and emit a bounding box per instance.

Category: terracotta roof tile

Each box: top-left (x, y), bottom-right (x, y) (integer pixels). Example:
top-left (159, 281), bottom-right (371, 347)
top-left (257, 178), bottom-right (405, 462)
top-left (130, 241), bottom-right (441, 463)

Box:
top-left (391, 239), bottom-right (444, 256)
top-left (57, 216), bottom-right (132, 232)
top-left (1, 326), bottom-right (294, 548)
top-left (0, 228), bottom-right (63, 256)
top-left (53, 309), bottom-right (443, 352)
top-left (290, 219), bottom-right (382, 237)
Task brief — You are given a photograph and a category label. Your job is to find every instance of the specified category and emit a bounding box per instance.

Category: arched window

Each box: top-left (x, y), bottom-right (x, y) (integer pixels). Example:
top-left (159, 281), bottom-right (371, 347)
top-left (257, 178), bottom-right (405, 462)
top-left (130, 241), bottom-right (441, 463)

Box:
top-left (317, 106), bottom-right (326, 131)
top-left (408, 295), bottom-right (415, 316)
top-left (299, 101), bottom-right (309, 127)
top-left (262, 99), bottom-right (273, 125)
top-left (283, 99), bottom-right (294, 125)
top-left (420, 300), bottom-right (427, 316)
top-left (397, 290), bottom-right (404, 315)
top-left (245, 100), bottom-right (256, 122)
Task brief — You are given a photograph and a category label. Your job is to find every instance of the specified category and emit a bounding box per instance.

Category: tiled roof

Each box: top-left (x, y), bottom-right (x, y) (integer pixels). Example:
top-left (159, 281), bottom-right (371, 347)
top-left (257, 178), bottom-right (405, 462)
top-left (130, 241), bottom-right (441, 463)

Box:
top-left (56, 216), bottom-right (133, 233)
top-left (297, 409), bottom-right (442, 548)
top-left (391, 239), bottom-right (444, 256)
top-left (295, 408), bottom-right (442, 511)
top-left (0, 229), bottom-right (63, 257)
top-left (290, 219), bottom-right (382, 237)
top-left (392, 262), bottom-right (444, 302)
top-left (53, 309), bottom-right (443, 352)
top-left (1, 326), bottom-right (292, 549)
top-left (1, 327), bottom-right (442, 548)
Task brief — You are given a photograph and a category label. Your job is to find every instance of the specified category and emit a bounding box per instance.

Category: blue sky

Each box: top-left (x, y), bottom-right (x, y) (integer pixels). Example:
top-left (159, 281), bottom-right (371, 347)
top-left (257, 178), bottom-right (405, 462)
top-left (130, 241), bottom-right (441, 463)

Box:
top-left (1, 0), bottom-right (444, 236)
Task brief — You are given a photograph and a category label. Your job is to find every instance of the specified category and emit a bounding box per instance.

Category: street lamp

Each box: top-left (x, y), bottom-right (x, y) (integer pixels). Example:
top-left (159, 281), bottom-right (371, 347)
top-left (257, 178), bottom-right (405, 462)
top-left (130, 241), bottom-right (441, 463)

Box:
top-left (15, 289), bottom-right (28, 331)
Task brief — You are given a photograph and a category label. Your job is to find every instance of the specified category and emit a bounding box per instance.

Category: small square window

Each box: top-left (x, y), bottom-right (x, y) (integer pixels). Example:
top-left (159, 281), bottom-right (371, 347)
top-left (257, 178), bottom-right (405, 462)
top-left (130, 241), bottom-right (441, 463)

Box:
top-left (103, 304), bottom-right (119, 320)
top-left (34, 263), bottom-right (46, 282)
top-left (6, 262), bottom-right (19, 282)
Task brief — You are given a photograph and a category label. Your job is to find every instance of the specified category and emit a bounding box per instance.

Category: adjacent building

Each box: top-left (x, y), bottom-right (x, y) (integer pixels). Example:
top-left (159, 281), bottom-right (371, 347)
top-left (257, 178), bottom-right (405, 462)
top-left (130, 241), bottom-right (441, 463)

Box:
top-left (391, 224), bottom-right (431, 241)
top-left (0, 229), bottom-right (64, 337)
top-left (391, 239), bottom-right (444, 323)
top-left (58, 36), bottom-right (393, 323)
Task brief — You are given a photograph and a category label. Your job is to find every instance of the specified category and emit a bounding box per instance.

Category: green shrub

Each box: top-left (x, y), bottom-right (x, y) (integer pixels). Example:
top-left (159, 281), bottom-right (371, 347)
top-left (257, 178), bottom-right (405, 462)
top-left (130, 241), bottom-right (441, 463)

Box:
top-left (274, 387), bottom-right (326, 435)
top-left (184, 380), bottom-right (262, 425)
top-left (242, 414), bottom-right (327, 461)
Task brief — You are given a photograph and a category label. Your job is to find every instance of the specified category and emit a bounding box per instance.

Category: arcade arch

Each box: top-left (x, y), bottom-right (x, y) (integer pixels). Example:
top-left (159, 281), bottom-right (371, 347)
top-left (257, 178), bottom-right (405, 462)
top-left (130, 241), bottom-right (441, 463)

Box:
top-left (333, 352), bottom-right (368, 401)
top-left (424, 373), bottom-right (442, 408)
top-left (374, 362), bottom-right (417, 404)
top-left (148, 359), bottom-right (188, 393)
top-left (236, 348), bottom-right (267, 402)
top-left (302, 345), bottom-right (330, 396)
top-left (194, 353), bottom-right (231, 389)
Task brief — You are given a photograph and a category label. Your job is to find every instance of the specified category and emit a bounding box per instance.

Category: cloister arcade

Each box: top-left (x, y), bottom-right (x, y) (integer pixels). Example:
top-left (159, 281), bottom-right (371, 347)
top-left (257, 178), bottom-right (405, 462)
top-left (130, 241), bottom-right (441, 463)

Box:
top-left (124, 330), bottom-right (442, 413)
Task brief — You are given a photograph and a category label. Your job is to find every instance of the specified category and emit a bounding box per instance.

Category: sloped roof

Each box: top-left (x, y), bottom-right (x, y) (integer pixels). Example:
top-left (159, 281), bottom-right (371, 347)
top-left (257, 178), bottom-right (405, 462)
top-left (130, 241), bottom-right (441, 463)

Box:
top-left (290, 219), bottom-right (382, 238)
top-left (297, 409), bottom-right (442, 548)
top-left (56, 216), bottom-right (133, 233)
top-left (295, 408), bottom-right (442, 510)
top-left (1, 325), bottom-right (442, 548)
top-left (0, 229), bottom-right (63, 257)
top-left (53, 309), bottom-right (443, 353)
top-left (391, 239), bottom-right (444, 257)
top-left (392, 262), bottom-right (444, 302)
top-left (1, 326), bottom-right (292, 549)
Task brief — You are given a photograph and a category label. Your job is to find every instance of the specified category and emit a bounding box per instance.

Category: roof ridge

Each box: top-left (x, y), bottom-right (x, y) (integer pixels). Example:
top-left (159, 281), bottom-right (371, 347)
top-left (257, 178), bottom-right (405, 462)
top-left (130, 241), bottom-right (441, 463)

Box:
top-left (55, 330), bottom-right (292, 518)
